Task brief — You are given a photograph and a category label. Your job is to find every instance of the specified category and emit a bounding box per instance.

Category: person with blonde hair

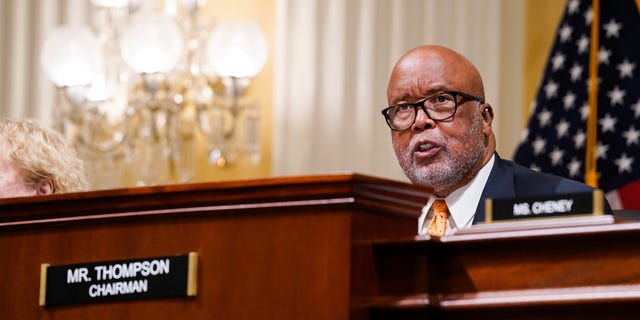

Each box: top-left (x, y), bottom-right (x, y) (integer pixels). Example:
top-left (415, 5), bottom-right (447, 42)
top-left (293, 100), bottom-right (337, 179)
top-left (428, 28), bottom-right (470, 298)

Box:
top-left (0, 117), bottom-right (88, 198)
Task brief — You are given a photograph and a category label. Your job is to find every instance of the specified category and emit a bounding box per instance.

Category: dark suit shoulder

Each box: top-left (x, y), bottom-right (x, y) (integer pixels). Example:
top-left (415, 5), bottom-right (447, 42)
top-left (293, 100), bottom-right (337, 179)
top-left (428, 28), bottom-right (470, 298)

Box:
top-left (475, 154), bottom-right (613, 222)
top-left (477, 154), bottom-right (613, 222)
top-left (499, 157), bottom-right (595, 196)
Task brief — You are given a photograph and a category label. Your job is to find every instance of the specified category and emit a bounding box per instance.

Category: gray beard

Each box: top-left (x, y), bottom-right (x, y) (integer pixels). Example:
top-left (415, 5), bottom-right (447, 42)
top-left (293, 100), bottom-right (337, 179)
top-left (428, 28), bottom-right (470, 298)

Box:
top-left (400, 118), bottom-right (486, 196)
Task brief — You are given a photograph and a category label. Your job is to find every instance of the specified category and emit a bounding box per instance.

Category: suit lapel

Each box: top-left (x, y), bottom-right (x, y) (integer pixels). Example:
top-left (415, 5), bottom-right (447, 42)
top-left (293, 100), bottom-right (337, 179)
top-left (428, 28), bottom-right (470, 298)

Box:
top-left (474, 154), bottom-right (517, 224)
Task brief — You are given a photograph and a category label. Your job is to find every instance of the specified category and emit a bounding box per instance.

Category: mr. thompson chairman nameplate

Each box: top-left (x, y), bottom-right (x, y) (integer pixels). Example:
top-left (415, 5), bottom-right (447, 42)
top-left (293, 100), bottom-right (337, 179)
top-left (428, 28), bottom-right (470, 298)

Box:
top-left (39, 252), bottom-right (198, 307)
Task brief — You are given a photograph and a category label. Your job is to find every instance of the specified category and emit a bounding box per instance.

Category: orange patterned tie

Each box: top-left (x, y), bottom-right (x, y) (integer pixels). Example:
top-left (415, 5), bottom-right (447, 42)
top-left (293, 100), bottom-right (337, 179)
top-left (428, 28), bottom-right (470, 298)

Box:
top-left (427, 199), bottom-right (449, 236)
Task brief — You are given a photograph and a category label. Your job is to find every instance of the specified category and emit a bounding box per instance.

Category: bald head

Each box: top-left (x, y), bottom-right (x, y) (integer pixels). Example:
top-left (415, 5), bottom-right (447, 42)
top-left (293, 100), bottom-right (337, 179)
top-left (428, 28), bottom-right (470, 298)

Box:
top-left (387, 45), bottom-right (485, 105)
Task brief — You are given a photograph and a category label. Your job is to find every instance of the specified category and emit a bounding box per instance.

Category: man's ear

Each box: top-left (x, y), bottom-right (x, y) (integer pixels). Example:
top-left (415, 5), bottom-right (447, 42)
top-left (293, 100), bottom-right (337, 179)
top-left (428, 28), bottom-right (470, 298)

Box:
top-left (481, 104), bottom-right (494, 122)
top-left (35, 179), bottom-right (54, 195)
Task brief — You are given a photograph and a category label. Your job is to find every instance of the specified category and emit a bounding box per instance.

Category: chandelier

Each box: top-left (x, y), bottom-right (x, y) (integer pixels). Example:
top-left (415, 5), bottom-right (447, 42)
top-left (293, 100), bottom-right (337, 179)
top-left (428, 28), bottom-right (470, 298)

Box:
top-left (40, 0), bottom-right (268, 190)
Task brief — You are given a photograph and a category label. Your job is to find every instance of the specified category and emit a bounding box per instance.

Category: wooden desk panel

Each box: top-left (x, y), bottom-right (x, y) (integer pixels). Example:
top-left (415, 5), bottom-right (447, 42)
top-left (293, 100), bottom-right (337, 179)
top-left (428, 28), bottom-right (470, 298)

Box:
top-left (0, 174), bottom-right (428, 320)
top-left (358, 216), bottom-right (640, 319)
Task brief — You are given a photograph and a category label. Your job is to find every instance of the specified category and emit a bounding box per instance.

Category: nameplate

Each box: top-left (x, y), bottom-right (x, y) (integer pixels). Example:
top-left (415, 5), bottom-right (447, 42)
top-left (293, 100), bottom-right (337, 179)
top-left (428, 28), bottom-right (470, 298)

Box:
top-left (484, 190), bottom-right (604, 223)
top-left (39, 252), bottom-right (198, 307)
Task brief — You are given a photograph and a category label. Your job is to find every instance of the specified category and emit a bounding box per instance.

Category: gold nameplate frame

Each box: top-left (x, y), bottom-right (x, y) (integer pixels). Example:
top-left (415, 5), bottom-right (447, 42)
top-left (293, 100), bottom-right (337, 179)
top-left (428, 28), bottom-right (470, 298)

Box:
top-left (39, 252), bottom-right (198, 307)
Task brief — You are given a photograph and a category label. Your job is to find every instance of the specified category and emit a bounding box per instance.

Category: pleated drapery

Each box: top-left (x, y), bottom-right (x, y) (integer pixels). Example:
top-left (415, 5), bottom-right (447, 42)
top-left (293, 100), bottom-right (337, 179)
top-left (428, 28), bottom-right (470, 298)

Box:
top-left (273, 0), bottom-right (524, 181)
top-left (0, 0), bottom-right (525, 184)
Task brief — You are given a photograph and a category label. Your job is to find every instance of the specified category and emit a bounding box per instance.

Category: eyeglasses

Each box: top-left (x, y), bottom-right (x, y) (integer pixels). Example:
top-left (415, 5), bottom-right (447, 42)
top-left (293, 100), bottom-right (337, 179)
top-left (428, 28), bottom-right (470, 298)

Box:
top-left (381, 91), bottom-right (483, 131)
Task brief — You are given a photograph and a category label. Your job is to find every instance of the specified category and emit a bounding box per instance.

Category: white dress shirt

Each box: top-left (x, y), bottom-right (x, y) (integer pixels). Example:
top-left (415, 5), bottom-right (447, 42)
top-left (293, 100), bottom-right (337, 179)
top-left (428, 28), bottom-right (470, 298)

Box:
top-left (418, 154), bottom-right (496, 235)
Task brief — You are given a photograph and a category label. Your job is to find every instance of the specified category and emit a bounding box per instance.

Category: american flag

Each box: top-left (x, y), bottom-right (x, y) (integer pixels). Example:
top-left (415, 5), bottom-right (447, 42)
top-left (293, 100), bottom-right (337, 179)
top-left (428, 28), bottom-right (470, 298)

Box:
top-left (513, 0), bottom-right (640, 209)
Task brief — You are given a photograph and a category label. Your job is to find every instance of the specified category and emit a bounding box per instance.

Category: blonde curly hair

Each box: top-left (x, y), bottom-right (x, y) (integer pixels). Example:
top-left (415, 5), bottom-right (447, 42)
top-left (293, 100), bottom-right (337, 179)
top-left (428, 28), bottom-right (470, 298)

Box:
top-left (0, 118), bottom-right (88, 193)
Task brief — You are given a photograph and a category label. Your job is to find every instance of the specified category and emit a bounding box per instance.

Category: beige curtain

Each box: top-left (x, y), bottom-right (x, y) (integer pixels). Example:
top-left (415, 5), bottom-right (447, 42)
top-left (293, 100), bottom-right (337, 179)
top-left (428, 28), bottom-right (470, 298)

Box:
top-left (273, 0), bottom-right (525, 181)
top-left (0, 0), bottom-right (526, 184)
top-left (0, 0), bottom-right (90, 127)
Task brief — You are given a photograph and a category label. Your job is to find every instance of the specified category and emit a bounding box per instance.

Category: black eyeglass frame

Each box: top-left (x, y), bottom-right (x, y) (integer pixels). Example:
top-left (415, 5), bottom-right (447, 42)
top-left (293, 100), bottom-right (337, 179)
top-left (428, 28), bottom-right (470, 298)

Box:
top-left (381, 91), bottom-right (484, 131)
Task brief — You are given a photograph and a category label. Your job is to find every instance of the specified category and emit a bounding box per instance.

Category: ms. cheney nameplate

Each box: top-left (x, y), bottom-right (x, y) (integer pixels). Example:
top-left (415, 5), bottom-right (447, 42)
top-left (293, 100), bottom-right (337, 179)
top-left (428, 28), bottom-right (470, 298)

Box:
top-left (39, 252), bottom-right (198, 307)
top-left (484, 190), bottom-right (604, 223)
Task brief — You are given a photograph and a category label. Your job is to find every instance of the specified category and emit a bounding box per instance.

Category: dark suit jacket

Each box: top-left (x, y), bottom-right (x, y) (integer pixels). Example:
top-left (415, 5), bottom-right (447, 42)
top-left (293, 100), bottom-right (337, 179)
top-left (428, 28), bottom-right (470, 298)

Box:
top-left (472, 153), bottom-right (613, 223)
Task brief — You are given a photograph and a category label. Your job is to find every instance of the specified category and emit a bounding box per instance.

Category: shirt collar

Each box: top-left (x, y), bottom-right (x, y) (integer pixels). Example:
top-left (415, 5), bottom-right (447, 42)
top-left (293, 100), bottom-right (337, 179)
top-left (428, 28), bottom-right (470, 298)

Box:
top-left (418, 154), bottom-right (496, 234)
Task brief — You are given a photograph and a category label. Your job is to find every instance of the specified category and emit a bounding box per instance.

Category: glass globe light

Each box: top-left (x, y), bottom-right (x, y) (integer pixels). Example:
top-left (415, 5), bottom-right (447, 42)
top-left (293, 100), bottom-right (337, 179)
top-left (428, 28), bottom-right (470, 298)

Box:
top-left (119, 12), bottom-right (184, 74)
top-left (40, 25), bottom-right (103, 87)
top-left (206, 21), bottom-right (268, 79)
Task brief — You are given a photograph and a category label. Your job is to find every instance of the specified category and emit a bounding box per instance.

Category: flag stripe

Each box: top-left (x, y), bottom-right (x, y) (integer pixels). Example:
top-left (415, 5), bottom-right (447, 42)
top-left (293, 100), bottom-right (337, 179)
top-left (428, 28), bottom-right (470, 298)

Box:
top-left (618, 179), bottom-right (640, 208)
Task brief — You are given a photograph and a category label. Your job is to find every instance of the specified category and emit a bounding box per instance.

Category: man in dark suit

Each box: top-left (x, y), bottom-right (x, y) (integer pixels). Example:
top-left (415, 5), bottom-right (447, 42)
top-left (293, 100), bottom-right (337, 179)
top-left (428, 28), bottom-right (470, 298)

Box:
top-left (381, 45), bottom-right (611, 235)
